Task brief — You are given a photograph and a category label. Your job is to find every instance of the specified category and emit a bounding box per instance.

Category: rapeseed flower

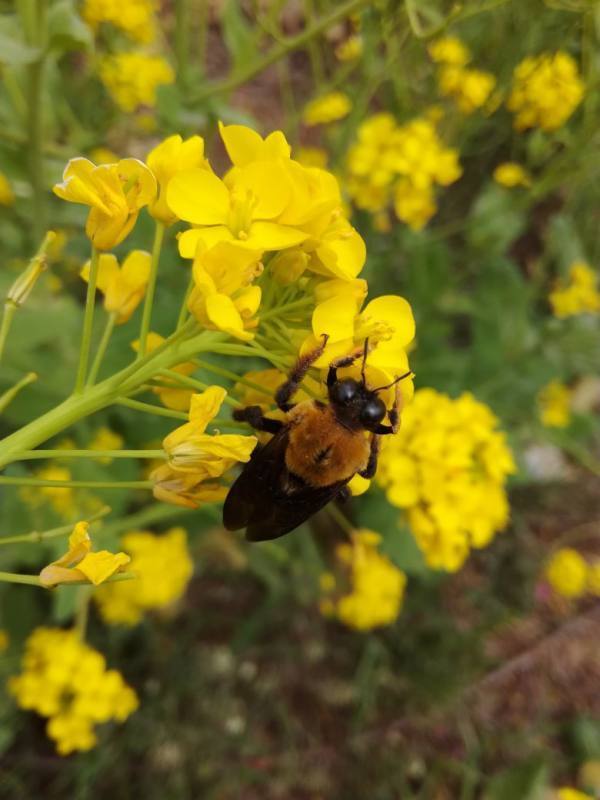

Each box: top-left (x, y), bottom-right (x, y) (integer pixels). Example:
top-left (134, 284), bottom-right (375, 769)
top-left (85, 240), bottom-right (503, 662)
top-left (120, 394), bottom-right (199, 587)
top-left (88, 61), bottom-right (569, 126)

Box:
top-left (218, 122), bottom-right (291, 166)
top-left (549, 261), bottom-right (600, 318)
top-left (81, 250), bottom-right (151, 323)
top-left (88, 427), bottom-right (124, 463)
top-left (545, 548), bottom-right (588, 598)
top-left (320, 529), bottom-right (406, 631)
top-left (99, 53), bottom-right (175, 112)
top-left (507, 51), bottom-right (584, 131)
top-left (146, 134), bottom-right (208, 225)
top-left (538, 380), bottom-right (572, 428)
top-left (335, 36), bottom-right (363, 62)
top-left (19, 464), bottom-right (75, 517)
top-left (377, 389), bottom-right (516, 572)
top-left (493, 162), bottom-right (531, 187)
top-left (303, 92), bottom-right (351, 126)
top-left (95, 528), bottom-right (193, 625)
top-left (428, 36), bottom-right (470, 66)
top-left (8, 627), bottom-right (138, 754)
top-left (82, 0), bottom-right (157, 42)
top-left (437, 64), bottom-right (496, 114)
top-left (0, 170), bottom-right (14, 205)
top-left (53, 157), bottom-right (156, 250)
top-left (132, 332), bottom-right (195, 411)
top-left (557, 790), bottom-right (593, 800)
top-left (39, 521), bottom-right (130, 587)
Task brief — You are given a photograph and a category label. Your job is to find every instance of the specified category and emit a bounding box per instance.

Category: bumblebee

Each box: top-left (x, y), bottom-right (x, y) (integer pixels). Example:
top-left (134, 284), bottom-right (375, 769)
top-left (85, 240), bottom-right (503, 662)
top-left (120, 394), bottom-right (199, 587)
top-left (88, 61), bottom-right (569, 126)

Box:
top-left (223, 335), bottom-right (411, 541)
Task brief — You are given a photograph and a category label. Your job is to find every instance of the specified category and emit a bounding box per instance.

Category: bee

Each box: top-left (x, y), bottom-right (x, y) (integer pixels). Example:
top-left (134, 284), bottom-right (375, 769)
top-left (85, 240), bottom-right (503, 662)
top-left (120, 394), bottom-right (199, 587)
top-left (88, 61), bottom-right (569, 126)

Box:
top-left (223, 334), bottom-right (412, 541)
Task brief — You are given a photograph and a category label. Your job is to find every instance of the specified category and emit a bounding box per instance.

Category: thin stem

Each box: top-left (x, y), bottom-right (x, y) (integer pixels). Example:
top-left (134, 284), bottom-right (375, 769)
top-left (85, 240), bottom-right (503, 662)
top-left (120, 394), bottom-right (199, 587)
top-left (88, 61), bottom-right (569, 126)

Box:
top-left (304, 0), bottom-right (325, 84)
top-left (158, 370), bottom-right (240, 407)
top-left (0, 303), bottom-right (17, 363)
top-left (0, 505), bottom-right (111, 546)
top-left (194, 358), bottom-right (273, 397)
top-left (25, 0), bottom-right (47, 242)
top-left (74, 246), bottom-right (100, 394)
top-left (74, 586), bottom-right (92, 638)
top-left (175, 0), bottom-right (191, 90)
top-left (0, 476), bottom-right (152, 489)
top-left (86, 312), bottom-right (117, 386)
top-left (0, 570), bottom-right (135, 587)
top-left (0, 372), bottom-right (38, 414)
top-left (116, 397), bottom-right (188, 420)
top-left (177, 271), bottom-right (195, 329)
top-left (259, 298), bottom-right (313, 321)
top-left (327, 502), bottom-right (355, 536)
top-left (14, 449), bottom-right (164, 460)
top-left (137, 221), bottom-right (165, 359)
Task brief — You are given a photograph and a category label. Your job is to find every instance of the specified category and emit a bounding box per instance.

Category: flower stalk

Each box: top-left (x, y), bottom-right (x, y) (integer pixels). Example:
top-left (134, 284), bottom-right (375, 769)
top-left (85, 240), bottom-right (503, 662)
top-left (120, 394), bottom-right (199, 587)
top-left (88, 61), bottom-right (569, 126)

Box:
top-left (137, 221), bottom-right (165, 359)
top-left (74, 245), bottom-right (101, 394)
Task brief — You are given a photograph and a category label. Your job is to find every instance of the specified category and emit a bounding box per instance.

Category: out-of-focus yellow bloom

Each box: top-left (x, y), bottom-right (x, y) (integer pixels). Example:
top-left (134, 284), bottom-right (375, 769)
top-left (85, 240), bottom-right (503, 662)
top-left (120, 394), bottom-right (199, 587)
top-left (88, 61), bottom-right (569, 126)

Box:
top-left (538, 380), bottom-right (572, 428)
top-left (82, 0), bottom-right (157, 42)
top-left (0, 171), bottom-right (15, 205)
top-left (146, 134), bottom-right (207, 224)
top-left (132, 332), bottom-right (195, 411)
top-left (81, 250), bottom-right (151, 324)
top-left (295, 147), bottom-right (328, 169)
top-left (0, 630), bottom-right (9, 652)
top-left (557, 789), bottom-right (593, 800)
top-left (39, 521), bottom-right (130, 588)
top-left (320, 529), bottom-right (406, 630)
top-left (303, 92), bottom-right (351, 126)
top-left (99, 53), bottom-right (175, 112)
top-left (53, 157), bottom-right (156, 250)
top-left (378, 389), bottom-right (516, 572)
top-left (19, 464), bottom-right (75, 517)
top-left (493, 162), bottom-right (531, 188)
top-left (428, 36), bottom-right (470, 66)
top-left (507, 51), bottom-right (584, 131)
top-left (546, 548), bottom-right (588, 598)
top-left (335, 35), bottom-right (363, 62)
top-left (188, 242), bottom-right (263, 340)
top-left (549, 261), bottom-right (600, 318)
top-left (88, 147), bottom-right (120, 165)
top-left (8, 627), bottom-right (138, 755)
top-left (95, 528), bottom-right (193, 625)
top-left (88, 427), bottom-right (124, 464)
top-left (394, 180), bottom-right (437, 231)
top-left (437, 65), bottom-right (496, 114)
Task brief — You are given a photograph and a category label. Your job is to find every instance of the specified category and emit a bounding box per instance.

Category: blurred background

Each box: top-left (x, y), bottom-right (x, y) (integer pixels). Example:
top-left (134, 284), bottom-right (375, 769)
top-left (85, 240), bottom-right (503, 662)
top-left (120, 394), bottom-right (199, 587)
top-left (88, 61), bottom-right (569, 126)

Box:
top-left (0, 1), bottom-right (599, 797)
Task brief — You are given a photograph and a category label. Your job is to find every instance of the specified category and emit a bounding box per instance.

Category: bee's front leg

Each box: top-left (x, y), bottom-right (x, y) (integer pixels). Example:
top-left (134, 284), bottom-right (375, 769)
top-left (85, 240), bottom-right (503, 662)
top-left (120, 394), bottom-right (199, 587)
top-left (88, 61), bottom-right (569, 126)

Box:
top-left (359, 435), bottom-right (380, 479)
top-left (373, 380), bottom-right (404, 435)
top-left (233, 405), bottom-right (284, 434)
top-left (275, 333), bottom-right (329, 412)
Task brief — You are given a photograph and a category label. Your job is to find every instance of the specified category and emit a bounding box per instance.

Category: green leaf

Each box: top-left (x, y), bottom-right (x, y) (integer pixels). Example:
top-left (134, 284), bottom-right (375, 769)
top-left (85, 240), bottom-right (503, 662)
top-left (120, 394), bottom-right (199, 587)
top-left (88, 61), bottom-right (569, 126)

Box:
top-left (47, 0), bottom-right (93, 53)
top-left (0, 15), bottom-right (41, 65)
top-left (568, 716), bottom-right (600, 760)
top-left (220, 0), bottom-right (255, 74)
top-left (467, 184), bottom-right (527, 256)
top-left (485, 758), bottom-right (549, 800)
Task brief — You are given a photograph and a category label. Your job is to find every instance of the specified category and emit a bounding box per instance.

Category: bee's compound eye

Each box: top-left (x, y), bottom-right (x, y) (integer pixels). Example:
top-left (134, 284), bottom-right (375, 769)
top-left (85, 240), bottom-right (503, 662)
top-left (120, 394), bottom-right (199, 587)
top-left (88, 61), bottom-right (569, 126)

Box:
top-left (331, 379), bottom-right (359, 405)
top-left (361, 398), bottom-right (386, 427)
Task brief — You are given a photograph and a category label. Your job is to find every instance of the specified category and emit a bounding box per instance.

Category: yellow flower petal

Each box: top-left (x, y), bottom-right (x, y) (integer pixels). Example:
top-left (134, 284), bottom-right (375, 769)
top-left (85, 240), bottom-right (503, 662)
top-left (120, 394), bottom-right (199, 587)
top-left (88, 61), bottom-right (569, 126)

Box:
top-left (76, 551), bottom-right (131, 586)
top-left (233, 161), bottom-right (291, 219)
top-left (178, 226), bottom-right (234, 257)
top-left (219, 123), bottom-right (291, 166)
top-left (167, 169), bottom-right (230, 225)
top-left (53, 521), bottom-right (91, 568)
top-left (242, 221), bottom-right (308, 250)
top-left (205, 294), bottom-right (251, 340)
top-left (189, 386), bottom-right (227, 431)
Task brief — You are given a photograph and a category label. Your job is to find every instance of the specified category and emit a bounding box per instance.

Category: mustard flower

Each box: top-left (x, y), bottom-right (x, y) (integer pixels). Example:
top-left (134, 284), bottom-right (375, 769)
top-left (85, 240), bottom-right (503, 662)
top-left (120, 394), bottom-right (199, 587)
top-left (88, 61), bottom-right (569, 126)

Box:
top-left (320, 530), bottom-right (406, 631)
top-left (493, 162), bottom-right (531, 188)
top-left (95, 528), bottom-right (193, 625)
top-left (19, 464), bottom-right (75, 517)
top-left (88, 427), bottom-right (124, 463)
top-left (428, 36), bottom-right (471, 66)
top-left (0, 170), bottom-right (15, 205)
top-left (218, 121), bottom-right (291, 166)
top-left (82, 0), bottom-right (157, 42)
top-left (39, 521), bottom-right (130, 588)
top-left (549, 261), bottom-right (600, 318)
top-left (538, 380), bottom-right (572, 428)
top-left (335, 35), bottom-right (363, 62)
top-left (437, 65), bottom-right (496, 115)
top-left (81, 250), bottom-right (151, 323)
top-left (132, 332), bottom-right (195, 411)
top-left (557, 790), bottom-right (594, 800)
top-left (507, 51), bottom-right (584, 131)
top-left (303, 92), bottom-right (351, 126)
top-left (88, 146), bottom-right (120, 165)
top-left (188, 241), bottom-right (263, 340)
top-left (377, 389), bottom-right (516, 572)
top-left (8, 627), bottom-right (138, 755)
top-left (53, 157), bottom-right (156, 250)
top-left (146, 134), bottom-right (208, 225)
top-left (545, 548), bottom-right (588, 599)
top-left (99, 53), bottom-right (175, 112)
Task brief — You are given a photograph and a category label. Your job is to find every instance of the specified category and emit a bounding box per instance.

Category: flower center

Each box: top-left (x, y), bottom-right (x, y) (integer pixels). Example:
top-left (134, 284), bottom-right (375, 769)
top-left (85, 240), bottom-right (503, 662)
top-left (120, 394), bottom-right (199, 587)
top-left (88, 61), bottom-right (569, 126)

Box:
top-left (355, 314), bottom-right (395, 344)
top-left (227, 188), bottom-right (259, 240)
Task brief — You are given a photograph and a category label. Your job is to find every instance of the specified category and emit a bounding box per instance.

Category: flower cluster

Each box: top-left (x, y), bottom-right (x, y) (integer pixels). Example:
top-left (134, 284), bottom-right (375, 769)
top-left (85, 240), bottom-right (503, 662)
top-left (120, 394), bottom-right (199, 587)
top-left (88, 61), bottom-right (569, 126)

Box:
top-left (320, 529), bottom-right (406, 631)
top-left (377, 389), bottom-right (516, 572)
top-left (99, 53), bottom-right (175, 112)
top-left (545, 548), bottom-right (600, 599)
top-left (429, 36), bottom-right (496, 115)
top-left (302, 92), bottom-right (351, 126)
top-left (95, 528), bottom-right (193, 625)
top-left (549, 261), bottom-right (600, 318)
top-left (345, 113), bottom-right (461, 230)
top-left (8, 627), bottom-right (138, 755)
top-left (507, 51), bottom-right (584, 131)
top-left (82, 0), bottom-right (157, 43)
top-left (538, 380), bottom-right (572, 428)
top-left (493, 162), bottom-right (531, 188)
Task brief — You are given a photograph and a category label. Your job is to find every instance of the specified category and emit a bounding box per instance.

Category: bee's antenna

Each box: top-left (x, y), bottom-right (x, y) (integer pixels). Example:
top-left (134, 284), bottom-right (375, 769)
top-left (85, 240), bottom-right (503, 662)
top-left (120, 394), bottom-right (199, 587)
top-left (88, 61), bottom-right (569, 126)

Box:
top-left (361, 338), bottom-right (369, 384)
top-left (372, 370), bottom-right (413, 393)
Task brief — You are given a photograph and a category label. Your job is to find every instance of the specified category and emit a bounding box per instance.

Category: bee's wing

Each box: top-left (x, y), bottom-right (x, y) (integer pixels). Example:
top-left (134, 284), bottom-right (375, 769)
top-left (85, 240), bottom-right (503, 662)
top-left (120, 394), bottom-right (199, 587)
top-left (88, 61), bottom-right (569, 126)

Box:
top-left (222, 429), bottom-right (347, 542)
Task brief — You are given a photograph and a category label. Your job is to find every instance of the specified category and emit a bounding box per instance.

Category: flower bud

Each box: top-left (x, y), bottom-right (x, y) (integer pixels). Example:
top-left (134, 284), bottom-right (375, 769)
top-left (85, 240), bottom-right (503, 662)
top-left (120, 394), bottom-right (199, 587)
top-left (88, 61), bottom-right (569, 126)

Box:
top-left (7, 231), bottom-right (56, 307)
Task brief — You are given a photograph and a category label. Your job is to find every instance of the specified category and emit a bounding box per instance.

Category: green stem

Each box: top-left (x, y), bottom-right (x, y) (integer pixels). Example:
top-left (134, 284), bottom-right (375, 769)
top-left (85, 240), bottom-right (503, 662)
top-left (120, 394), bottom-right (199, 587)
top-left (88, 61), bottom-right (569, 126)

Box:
top-left (327, 502), bottom-right (355, 536)
top-left (0, 373), bottom-right (38, 414)
top-left (0, 570), bottom-right (135, 587)
top-left (74, 586), bottom-right (92, 637)
top-left (158, 370), bottom-right (240, 407)
top-left (0, 303), bottom-right (18, 364)
top-left (25, 0), bottom-right (47, 243)
top-left (75, 246), bottom-right (100, 394)
top-left (0, 476), bottom-right (152, 489)
top-left (177, 271), bottom-right (195, 329)
top-left (175, 0), bottom-right (190, 90)
top-left (194, 359), bottom-right (273, 397)
top-left (0, 505), bottom-right (110, 546)
top-left (116, 397), bottom-right (188, 420)
top-left (137, 221), bottom-right (165, 359)
top-left (14, 449), bottom-right (164, 460)
top-left (86, 312), bottom-right (117, 386)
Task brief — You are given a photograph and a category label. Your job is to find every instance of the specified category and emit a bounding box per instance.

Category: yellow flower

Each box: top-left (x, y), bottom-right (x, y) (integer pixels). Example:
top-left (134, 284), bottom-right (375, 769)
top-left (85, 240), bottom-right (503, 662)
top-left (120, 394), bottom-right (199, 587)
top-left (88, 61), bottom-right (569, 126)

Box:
top-left (493, 162), bottom-right (531, 188)
top-left (146, 134), bottom-right (208, 224)
top-left (321, 529), bottom-right (406, 630)
top-left (218, 122), bottom-right (291, 166)
top-left (377, 389), bottom-right (516, 572)
top-left (53, 157), bottom-right (156, 250)
top-left (88, 427), bottom-right (124, 464)
top-left (150, 466), bottom-right (228, 509)
top-left (81, 250), bottom-right (151, 323)
top-left (82, 0), bottom-right (157, 42)
top-left (94, 528), bottom-right (193, 625)
top-left (88, 147), bottom-right (120, 165)
top-left (8, 627), bottom-right (138, 755)
top-left (437, 65), bottom-right (496, 115)
top-left (538, 380), bottom-right (572, 428)
top-left (507, 51), bottom-right (584, 131)
top-left (545, 548), bottom-right (588, 598)
top-left (132, 332), bottom-right (195, 410)
top-left (557, 789), bottom-right (593, 800)
top-left (394, 180), bottom-right (437, 230)
top-left (0, 170), bottom-right (15, 205)
top-left (19, 464), bottom-right (75, 517)
top-left (428, 36), bottom-right (471, 66)
top-left (335, 35), bottom-right (363, 62)
top-left (303, 92), bottom-right (351, 126)
top-left (188, 242), bottom-right (263, 340)
top-left (295, 147), bottom-right (329, 169)
top-left (99, 53), bottom-right (175, 112)
top-left (549, 261), bottom-right (600, 318)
